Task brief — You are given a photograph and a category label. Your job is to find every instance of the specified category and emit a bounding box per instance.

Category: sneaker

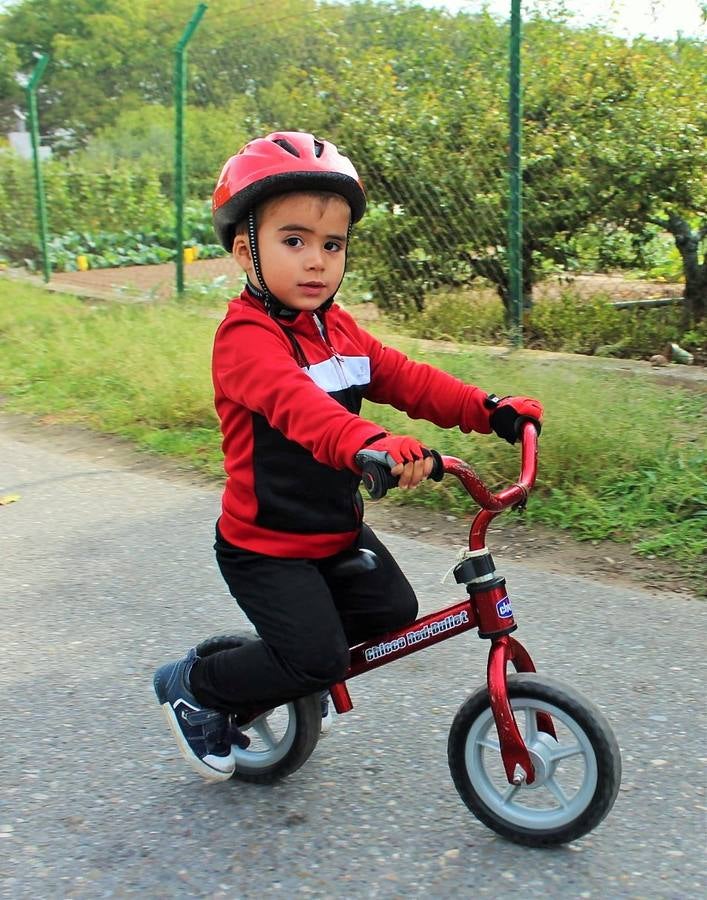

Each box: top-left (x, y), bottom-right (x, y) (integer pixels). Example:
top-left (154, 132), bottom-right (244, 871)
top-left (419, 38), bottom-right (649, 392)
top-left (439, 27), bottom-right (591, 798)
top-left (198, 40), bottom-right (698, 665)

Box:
top-left (320, 690), bottom-right (334, 736)
top-left (153, 648), bottom-right (236, 781)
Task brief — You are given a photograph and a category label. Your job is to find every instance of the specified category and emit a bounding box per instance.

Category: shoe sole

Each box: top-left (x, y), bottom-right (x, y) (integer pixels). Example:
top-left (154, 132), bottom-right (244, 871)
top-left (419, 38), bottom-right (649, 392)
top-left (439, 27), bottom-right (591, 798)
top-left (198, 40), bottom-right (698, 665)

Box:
top-left (320, 713), bottom-right (334, 738)
top-left (159, 702), bottom-right (234, 782)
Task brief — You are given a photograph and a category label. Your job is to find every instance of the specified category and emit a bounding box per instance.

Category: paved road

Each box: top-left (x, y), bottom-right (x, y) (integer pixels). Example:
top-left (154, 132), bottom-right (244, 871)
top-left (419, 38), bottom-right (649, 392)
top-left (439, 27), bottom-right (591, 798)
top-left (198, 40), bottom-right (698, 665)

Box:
top-left (1, 420), bottom-right (705, 899)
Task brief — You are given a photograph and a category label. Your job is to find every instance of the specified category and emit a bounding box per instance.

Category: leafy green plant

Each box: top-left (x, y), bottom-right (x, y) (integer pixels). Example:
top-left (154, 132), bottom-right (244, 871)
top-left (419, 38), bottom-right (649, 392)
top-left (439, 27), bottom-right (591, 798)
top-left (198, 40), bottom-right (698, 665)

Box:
top-left (43, 217), bottom-right (224, 272)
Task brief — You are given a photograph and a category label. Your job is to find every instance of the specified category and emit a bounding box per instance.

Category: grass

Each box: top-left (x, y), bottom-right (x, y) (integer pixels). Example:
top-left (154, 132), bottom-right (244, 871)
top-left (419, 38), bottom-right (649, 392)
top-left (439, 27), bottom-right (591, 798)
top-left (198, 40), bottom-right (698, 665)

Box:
top-left (1, 279), bottom-right (705, 593)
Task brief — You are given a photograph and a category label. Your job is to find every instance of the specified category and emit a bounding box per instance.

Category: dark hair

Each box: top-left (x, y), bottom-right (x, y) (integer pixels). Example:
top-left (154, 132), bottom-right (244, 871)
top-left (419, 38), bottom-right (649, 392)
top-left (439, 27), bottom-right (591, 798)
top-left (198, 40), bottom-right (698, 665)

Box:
top-left (231, 190), bottom-right (351, 243)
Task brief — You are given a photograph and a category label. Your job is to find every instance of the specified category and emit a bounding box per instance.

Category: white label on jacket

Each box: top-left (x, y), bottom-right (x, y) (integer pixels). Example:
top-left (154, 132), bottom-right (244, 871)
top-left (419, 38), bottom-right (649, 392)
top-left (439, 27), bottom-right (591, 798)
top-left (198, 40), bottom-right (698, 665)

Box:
top-left (305, 356), bottom-right (371, 393)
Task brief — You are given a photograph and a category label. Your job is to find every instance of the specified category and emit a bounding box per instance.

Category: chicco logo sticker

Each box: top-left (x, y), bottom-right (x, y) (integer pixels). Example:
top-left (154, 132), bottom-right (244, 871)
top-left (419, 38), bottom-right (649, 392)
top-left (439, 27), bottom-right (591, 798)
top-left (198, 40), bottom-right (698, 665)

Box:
top-left (496, 597), bottom-right (513, 619)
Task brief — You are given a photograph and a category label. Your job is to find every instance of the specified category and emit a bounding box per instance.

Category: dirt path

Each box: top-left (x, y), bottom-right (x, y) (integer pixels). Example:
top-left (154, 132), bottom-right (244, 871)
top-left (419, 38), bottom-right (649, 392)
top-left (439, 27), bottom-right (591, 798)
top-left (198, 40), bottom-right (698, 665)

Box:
top-left (16, 257), bottom-right (240, 301)
top-left (12, 259), bottom-right (687, 304)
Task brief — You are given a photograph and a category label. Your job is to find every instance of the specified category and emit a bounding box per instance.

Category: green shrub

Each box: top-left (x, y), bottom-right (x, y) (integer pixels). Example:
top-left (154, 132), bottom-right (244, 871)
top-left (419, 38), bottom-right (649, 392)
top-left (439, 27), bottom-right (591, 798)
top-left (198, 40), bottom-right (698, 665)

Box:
top-left (401, 287), bottom-right (702, 360)
top-left (524, 292), bottom-right (697, 358)
top-left (0, 145), bottom-right (224, 270)
top-left (44, 163), bottom-right (169, 237)
top-left (0, 152), bottom-right (173, 265)
top-left (403, 288), bottom-right (507, 344)
top-left (0, 153), bottom-right (39, 261)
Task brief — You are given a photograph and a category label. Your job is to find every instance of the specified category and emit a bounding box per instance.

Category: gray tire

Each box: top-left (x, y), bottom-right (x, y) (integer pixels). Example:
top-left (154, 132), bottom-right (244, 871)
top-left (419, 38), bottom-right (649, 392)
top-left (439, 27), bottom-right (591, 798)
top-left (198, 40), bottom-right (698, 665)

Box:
top-left (448, 673), bottom-right (621, 846)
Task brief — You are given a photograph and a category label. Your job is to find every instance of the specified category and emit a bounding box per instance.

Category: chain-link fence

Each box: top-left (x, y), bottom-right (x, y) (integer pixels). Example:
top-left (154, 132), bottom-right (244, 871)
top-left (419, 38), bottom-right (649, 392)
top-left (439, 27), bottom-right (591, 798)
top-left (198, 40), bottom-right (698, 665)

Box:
top-left (2, 0), bottom-right (705, 327)
top-left (174, 0), bottom-right (520, 318)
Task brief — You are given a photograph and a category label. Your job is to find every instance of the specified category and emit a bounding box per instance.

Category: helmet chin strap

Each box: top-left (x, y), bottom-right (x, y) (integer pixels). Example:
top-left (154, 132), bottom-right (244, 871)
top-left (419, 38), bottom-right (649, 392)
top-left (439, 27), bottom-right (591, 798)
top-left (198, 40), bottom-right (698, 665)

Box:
top-left (246, 209), bottom-right (351, 318)
top-left (246, 210), bottom-right (290, 318)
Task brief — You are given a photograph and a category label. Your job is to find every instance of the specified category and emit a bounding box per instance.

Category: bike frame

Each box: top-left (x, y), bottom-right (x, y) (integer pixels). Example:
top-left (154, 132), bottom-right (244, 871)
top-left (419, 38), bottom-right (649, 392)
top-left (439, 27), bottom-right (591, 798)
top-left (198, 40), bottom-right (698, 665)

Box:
top-left (330, 422), bottom-right (550, 787)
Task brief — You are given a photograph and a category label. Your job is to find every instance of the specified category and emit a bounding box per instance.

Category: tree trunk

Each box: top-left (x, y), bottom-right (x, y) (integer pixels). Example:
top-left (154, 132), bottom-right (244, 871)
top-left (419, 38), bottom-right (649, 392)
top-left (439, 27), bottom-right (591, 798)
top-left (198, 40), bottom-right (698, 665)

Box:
top-left (466, 250), bottom-right (534, 326)
top-left (466, 254), bottom-right (511, 319)
top-left (665, 213), bottom-right (707, 327)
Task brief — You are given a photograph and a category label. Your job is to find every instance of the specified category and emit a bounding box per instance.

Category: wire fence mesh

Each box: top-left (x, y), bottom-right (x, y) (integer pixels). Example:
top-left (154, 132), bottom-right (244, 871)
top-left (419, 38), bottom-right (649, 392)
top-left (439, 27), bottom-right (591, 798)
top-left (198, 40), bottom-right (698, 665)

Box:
top-left (180, 0), bottom-right (517, 312)
top-left (2, 0), bottom-right (704, 328)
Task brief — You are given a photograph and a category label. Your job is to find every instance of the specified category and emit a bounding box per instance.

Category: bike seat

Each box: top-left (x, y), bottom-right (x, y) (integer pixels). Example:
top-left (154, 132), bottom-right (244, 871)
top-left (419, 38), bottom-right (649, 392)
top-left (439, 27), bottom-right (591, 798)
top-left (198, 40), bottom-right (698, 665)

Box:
top-left (321, 548), bottom-right (380, 580)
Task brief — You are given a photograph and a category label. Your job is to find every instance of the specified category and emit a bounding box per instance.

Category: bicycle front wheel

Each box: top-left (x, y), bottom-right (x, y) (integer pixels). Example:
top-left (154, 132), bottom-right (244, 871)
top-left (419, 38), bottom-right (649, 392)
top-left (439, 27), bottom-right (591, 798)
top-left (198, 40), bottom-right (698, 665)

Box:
top-left (448, 673), bottom-right (621, 846)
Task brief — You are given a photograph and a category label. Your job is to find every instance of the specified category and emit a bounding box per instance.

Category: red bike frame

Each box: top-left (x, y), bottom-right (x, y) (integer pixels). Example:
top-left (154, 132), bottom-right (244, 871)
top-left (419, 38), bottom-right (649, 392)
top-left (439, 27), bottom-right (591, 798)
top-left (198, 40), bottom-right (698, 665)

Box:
top-left (330, 422), bottom-right (551, 786)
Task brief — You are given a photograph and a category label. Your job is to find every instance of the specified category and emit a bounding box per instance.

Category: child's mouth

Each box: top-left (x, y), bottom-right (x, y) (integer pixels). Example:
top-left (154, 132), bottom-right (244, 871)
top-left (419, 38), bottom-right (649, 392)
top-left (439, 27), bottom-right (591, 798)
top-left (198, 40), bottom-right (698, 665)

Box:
top-left (299, 282), bottom-right (326, 296)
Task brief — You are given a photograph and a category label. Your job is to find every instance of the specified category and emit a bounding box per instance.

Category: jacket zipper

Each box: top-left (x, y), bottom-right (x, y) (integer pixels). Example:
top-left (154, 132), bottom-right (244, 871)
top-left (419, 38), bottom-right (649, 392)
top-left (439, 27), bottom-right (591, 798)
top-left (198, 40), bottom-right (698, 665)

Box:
top-left (312, 314), bottom-right (363, 528)
top-left (313, 315), bottom-right (349, 392)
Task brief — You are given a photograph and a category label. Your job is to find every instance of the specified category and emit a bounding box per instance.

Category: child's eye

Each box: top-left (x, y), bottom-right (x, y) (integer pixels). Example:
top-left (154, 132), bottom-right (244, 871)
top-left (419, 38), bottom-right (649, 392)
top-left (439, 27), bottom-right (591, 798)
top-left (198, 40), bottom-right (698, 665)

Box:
top-left (284, 236), bottom-right (304, 247)
top-left (325, 240), bottom-right (343, 252)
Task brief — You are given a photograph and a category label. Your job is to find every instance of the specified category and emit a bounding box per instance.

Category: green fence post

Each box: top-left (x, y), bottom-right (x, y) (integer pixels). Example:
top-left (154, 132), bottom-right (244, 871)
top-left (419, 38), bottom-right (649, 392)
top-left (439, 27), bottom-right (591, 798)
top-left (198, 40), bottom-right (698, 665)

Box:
top-left (508, 0), bottom-right (523, 348)
top-left (174, 2), bottom-right (207, 295)
top-left (26, 53), bottom-right (51, 284)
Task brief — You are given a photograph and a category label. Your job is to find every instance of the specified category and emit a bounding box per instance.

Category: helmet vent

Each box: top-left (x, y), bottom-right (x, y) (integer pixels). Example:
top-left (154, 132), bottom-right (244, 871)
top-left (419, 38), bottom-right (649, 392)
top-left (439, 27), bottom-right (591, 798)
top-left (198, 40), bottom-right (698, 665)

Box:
top-left (273, 138), bottom-right (301, 158)
top-left (313, 139), bottom-right (325, 158)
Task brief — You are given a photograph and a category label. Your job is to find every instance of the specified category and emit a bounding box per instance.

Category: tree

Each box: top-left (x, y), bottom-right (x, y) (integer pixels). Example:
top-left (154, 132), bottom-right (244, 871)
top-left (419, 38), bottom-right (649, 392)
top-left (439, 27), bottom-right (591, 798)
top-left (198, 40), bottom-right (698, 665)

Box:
top-left (519, 23), bottom-right (706, 322)
top-left (0, 34), bottom-right (21, 131)
top-left (0, 0), bottom-right (330, 149)
top-left (1, 0), bottom-right (197, 147)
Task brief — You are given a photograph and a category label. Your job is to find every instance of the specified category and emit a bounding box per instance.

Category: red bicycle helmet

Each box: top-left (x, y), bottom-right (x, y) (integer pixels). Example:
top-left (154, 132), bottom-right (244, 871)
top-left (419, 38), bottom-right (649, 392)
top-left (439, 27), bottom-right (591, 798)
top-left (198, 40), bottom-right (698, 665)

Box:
top-left (212, 131), bottom-right (367, 252)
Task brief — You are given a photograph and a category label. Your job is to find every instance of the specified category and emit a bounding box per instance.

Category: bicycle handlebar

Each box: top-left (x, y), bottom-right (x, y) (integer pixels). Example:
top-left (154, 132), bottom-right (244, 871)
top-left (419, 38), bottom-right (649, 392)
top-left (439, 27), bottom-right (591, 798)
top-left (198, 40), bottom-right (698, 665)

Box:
top-left (355, 449), bottom-right (445, 500)
top-left (355, 421), bottom-right (539, 511)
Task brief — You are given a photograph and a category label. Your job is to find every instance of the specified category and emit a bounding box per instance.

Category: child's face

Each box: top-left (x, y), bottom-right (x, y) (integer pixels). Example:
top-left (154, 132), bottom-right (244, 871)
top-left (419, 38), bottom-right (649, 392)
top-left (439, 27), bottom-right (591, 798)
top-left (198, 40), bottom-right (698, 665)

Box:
top-left (234, 192), bottom-right (351, 311)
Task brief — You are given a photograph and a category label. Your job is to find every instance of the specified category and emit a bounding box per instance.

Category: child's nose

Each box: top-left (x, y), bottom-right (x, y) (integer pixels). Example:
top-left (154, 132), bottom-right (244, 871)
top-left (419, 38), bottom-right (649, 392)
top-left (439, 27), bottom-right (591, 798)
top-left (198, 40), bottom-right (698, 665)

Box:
top-left (306, 247), bottom-right (325, 269)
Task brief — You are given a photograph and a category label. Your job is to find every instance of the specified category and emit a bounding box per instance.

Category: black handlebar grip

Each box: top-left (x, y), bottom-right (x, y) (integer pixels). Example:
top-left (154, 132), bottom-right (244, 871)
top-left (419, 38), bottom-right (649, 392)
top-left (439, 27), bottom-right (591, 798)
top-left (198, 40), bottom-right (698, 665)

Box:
top-left (428, 449), bottom-right (444, 482)
top-left (360, 461), bottom-right (399, 500)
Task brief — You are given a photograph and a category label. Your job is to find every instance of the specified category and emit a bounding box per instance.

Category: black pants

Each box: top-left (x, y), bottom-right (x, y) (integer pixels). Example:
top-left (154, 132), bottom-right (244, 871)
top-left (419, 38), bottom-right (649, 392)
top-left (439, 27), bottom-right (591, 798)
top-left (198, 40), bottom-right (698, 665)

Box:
top-left (189, 524), bottom-right (418, 714)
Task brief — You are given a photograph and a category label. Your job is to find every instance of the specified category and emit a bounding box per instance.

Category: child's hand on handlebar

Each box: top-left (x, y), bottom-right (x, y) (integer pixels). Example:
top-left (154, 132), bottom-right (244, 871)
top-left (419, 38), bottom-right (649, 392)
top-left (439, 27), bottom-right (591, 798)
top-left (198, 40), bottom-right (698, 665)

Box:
top-left (393, 455), bottom-right (434, 489)
top-left (359, 434), bottom-right (434, 489)
top-left (485, 395), bottom-right (544, 445)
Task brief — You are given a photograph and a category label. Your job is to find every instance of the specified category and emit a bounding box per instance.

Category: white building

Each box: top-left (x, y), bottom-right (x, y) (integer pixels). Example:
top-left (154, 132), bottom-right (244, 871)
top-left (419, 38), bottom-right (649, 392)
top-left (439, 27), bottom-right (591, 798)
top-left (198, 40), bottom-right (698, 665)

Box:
top-left (7, 114), bottom-right (51, 160)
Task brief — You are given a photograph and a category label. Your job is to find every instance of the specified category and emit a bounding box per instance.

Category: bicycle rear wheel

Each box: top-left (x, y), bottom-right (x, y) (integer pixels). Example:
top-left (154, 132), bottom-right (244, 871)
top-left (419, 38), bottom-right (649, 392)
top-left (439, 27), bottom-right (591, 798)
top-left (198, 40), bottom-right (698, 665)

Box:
top-left (195, 633), bottom-right (321, 784)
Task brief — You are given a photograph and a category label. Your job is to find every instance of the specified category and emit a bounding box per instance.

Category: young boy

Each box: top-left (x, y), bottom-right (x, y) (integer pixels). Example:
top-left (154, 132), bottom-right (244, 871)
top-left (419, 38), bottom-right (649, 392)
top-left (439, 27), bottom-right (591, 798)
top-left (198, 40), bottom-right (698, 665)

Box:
top-left (153, 132), bottom-right (543, 780)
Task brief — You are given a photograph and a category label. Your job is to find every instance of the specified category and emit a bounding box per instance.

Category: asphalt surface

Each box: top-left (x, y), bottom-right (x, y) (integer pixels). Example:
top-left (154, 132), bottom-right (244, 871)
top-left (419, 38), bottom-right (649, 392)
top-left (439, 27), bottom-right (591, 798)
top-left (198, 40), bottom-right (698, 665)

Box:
top-left (1, 419), bottom-right (705, 899)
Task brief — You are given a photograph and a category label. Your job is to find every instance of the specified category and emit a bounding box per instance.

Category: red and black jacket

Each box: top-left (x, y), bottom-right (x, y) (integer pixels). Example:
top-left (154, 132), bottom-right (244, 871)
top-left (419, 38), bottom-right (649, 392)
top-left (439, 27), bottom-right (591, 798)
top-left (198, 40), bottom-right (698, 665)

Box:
top-left (212, 288), bottom-right (493, 558)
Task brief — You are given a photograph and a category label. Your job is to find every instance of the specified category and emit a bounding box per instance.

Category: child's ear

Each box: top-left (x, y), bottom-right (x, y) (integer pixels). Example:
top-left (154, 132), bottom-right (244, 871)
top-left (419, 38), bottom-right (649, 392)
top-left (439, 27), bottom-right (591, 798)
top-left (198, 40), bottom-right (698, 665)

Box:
top-left (232, 234), bottom-right (252, 271)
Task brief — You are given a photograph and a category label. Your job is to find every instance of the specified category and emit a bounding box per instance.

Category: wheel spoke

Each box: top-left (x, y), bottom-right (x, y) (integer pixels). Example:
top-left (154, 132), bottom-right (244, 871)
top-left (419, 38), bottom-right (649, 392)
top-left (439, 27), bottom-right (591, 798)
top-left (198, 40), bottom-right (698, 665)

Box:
top-left (524, 707), bottom-right (538, 743)
top-left (478, 736), bottom-right (501, 752)
top-left (545, 775), bottom-right (572, 809)
top-left (549, 742), bottom-right (584, 762)
top-left (501, 782), bottom-right (522, 805)
top-left (251, 715), bottom-right (278, 749)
